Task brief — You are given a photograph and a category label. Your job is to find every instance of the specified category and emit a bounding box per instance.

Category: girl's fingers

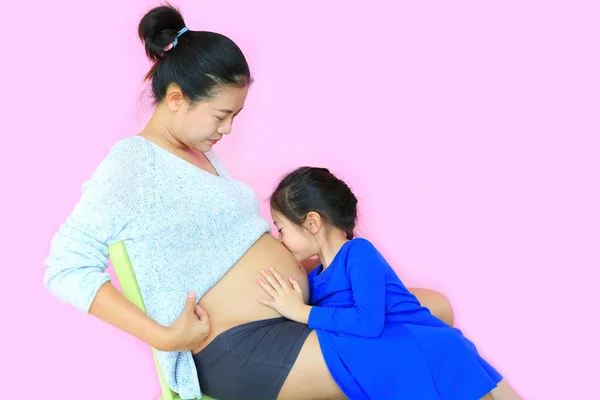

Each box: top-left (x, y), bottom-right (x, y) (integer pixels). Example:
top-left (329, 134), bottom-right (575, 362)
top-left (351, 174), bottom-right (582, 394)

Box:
top-left (257, 278), bottom-right (278, 298)
top-left (260, 270), bottom-right (283, 295)
top-left (257, 298), bottom-right (276, 309)
top-left (289, 276), bottom-right (302, 293)
top-left (269, 267), bottom-right (289, 290)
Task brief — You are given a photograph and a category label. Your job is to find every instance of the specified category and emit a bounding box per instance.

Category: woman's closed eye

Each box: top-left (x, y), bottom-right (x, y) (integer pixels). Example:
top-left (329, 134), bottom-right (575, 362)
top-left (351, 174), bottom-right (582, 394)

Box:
top-left (216, 109), bottom-right (241, 122)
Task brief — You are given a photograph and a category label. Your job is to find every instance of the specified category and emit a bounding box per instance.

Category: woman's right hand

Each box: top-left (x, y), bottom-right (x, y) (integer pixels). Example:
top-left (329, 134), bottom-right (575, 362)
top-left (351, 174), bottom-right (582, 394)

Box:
top-left (164, 291), bottom-right (211, 352)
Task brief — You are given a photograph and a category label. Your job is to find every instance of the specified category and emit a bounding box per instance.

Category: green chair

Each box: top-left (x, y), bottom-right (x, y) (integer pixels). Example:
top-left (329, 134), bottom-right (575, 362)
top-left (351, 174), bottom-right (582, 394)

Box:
top-left (109, 241), bottom-right (217, 400)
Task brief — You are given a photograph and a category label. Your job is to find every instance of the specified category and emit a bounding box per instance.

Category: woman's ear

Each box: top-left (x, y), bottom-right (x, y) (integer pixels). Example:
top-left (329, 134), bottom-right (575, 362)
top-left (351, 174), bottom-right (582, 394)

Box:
top-left (165, 83), bottom-right (186, 111)
top-left (305, 211), bottom-right (323, 234)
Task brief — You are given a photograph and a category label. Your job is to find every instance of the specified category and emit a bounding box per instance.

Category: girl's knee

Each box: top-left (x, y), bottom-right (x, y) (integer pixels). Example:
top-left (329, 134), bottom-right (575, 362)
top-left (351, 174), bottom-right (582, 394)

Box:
top-left (409, 288), bottom-right (455, 326)
top-left (435, 292), bottom-right (454, 326)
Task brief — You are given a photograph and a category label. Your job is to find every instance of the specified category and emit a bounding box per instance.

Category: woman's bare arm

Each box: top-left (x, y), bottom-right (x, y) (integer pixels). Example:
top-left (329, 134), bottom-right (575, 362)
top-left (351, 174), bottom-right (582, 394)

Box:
top-left (89, 282), bottom-right (171, 350)
top-left (89, 282), bottom-right (210, 352)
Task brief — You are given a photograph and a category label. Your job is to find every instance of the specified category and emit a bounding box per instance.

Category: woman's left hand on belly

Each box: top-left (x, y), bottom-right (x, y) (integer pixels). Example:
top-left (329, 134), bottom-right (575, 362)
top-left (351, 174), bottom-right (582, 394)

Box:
top-left (167, 291), bottom-right (212, 352)
top-left (257, 267), bottom-right (312, 324)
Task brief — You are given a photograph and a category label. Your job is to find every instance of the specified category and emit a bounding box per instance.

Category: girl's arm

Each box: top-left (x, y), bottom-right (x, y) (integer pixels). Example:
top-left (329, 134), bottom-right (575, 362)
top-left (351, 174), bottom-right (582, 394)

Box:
top-left (307, 254), bottom-right (457, 332)
top-left (306, 240), bottom-right (387, 337)
top-left (258, 240), bottom-right (387, 338)
top-left (301, 259), bottom-right (454, 325)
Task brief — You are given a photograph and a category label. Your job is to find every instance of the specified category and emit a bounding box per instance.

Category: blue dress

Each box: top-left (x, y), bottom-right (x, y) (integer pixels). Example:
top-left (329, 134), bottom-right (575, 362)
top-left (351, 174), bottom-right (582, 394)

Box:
top-left (307, 238), bottom-right (502, 400)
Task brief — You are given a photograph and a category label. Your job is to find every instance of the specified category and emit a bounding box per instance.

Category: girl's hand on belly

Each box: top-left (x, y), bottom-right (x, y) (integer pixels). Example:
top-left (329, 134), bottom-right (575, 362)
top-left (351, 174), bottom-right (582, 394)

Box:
top-left (257, 267), bottom-right (312, 324)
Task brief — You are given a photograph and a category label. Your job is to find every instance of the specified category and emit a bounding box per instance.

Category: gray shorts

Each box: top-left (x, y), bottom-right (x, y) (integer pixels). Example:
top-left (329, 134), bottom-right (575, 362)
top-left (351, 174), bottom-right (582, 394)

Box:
top-left (193, 317), bottom-right (312, 400)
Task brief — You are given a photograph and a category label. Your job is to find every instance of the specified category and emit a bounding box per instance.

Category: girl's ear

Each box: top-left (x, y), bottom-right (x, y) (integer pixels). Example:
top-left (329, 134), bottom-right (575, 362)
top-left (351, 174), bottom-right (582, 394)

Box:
top-left (305, 211), bottom-right (323, 234)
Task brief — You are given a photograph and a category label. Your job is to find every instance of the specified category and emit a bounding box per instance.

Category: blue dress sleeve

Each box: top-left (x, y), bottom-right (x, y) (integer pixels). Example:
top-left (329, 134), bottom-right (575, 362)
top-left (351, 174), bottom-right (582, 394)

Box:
top-left (308, 240), bottom-right (387, 337)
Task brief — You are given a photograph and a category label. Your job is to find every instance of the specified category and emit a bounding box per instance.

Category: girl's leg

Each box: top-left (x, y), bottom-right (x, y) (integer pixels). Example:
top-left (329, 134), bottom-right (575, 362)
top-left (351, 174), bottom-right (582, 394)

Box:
top-left (279, 331), bottom-right (516, 400)
top-left (278, 331), bottom-right (346, 400)
top-left (491, 379), bottom-right (521, 400)
top-left (409, 287), bottom-right (455, 326)
top-left (278, 289), bottom-right (456, 399)
top-left (412, 289), bottom-right (518, 400)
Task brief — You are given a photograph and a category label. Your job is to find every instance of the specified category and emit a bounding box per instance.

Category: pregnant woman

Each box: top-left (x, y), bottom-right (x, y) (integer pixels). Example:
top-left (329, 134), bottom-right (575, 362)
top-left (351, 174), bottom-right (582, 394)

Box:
top-left (45, 5), bottom-right (454, 400)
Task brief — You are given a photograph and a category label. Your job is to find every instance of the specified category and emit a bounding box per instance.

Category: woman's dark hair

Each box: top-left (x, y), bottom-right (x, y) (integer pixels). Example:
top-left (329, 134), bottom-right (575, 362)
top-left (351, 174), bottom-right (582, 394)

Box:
top-left (138, 3), bottom-right (252, 104)
top-left (271, 167), bottom-right (358, 239)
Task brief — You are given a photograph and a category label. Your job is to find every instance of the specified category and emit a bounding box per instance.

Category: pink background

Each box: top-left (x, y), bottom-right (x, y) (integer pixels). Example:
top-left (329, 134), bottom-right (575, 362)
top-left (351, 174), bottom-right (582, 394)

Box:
top-left (3, 1), bottom-right (598, 399)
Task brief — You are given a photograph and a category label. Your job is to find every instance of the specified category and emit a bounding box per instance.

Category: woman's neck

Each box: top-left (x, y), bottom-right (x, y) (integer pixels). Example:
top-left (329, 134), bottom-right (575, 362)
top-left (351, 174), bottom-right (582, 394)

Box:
top-left (317, 230), bottom-right (350, 270)
top-left (139, 108), bottom-right (207, 168)
top-left (140, 106), bottom-right (187, 152)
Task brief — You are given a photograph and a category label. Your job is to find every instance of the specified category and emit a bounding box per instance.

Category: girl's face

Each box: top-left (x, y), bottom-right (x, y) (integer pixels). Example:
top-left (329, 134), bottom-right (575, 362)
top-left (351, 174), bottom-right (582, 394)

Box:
top-left (271, 210), bottom-right (316, 262)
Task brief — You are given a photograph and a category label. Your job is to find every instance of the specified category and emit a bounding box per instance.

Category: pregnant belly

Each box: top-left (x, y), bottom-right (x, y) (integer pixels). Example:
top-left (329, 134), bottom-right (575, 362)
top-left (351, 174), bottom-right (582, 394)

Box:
top-left (194, 233), bottom-right (309, 352)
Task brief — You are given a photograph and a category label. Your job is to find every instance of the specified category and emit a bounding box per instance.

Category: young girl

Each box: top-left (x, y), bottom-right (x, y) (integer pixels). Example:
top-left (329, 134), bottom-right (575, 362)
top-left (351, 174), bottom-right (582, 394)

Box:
top-left (257, 166), bottom-right (508, 400)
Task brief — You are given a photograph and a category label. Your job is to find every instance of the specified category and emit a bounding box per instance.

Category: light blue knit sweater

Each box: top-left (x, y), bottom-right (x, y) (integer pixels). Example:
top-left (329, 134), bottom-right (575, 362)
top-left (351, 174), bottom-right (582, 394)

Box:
top-left (44, 136), bottom-right (271, 399)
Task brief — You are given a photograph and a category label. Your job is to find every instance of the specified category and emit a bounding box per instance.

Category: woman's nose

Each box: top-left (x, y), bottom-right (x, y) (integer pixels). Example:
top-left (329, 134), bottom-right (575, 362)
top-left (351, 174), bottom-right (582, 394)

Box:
top-left (217, 121), bottom-right (232, 135)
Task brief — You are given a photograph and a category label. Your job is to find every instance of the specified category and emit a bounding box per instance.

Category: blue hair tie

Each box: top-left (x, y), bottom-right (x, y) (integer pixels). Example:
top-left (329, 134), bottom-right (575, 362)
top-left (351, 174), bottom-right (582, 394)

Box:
top-left (171, 27), bottom-right (189, 47)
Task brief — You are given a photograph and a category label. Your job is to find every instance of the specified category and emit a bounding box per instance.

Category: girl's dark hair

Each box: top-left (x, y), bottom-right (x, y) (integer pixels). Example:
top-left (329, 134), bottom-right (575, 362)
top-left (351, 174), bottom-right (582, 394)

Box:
top-left (138, 4), bottom-right (252, 104)
top-left (271, 167), bottom-right (358, 239)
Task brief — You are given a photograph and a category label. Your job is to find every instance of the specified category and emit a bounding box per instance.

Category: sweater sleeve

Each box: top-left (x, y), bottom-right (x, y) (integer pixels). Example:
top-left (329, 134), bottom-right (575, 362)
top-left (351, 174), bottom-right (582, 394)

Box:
top-left (44, 138), bottom-right (153, 313)
top-left (308, 239), bottom-right (387, 338)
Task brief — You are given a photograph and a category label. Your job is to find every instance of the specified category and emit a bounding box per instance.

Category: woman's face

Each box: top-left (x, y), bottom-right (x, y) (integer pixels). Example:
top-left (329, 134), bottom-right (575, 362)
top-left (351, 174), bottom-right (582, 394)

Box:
top-left (172, 85), bottom-right (248, 152)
